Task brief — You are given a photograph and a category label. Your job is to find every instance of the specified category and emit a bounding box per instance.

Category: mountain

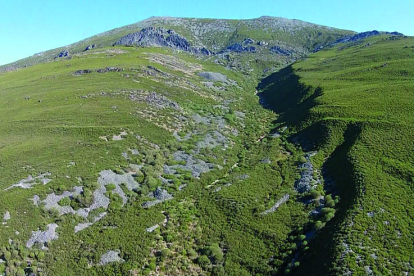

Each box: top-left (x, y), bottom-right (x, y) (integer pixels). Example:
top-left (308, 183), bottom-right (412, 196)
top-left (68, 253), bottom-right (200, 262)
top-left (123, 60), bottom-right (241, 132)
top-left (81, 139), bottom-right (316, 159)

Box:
top-left (0, 16), bottom-right (353, 72)
top-left (0, 16), bottom-right (412, 276)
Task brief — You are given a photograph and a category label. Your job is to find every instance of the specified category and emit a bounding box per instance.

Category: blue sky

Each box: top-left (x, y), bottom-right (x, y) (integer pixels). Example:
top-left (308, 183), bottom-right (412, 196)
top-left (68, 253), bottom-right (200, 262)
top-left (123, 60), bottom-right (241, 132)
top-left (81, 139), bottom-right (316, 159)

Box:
top-left (1, 0), bottom-right (413, 65)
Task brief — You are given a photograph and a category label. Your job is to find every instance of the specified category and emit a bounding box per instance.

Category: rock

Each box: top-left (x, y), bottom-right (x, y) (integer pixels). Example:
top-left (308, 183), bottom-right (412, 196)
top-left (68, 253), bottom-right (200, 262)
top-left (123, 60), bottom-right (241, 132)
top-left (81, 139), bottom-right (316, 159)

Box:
top-left (261, 194), bottom-right (290, 214)
top-left (26, 223), bottom-right (59, 248)
top-left (166, 151), bottom-right (215, 178)
top-left (198, 72), bottom-right (229, 83)
top-left (269, 46), bottom-right (292, 56)
top-left (243, 38), bottom-right (255, 45)
top-left (73, 69), bottom-right (92, 76)
top-left (56, 49), bottom-right (69, 58)
top-left (84, 44), bottom-right (96, 51)
top-left (3, 211), bottom-right (10, 221)
top-left (99, 250), bottom-right (124, 265)
top-left (96, 67), bottom-right (123, 73)
top-left (128, 91), bottom-right (180, 110)
top-left (225, 43), bottom-right (256, 53)
top-left (153, 187), bottom-right (174, 201)
top-left (146, 224), bottom-right (159, 232)
top-left (260, 158), bottom-right (271, 164)
top-left (238, 174), bottom-right (250, 180)
top-left (294, 153), bottom-right (321, 193)
top-left (386, 31), bottom-right (403, 36)
top-left (314, 30), bottom-right (382, 52)
top-left (271, 132), bottom-right (281, 138)
top-left (114, 27), bottom-right (211, 55)
top-left (142, 187), bottom-right (174, 208)
top-left (5, 173), bottom-right (52, 190)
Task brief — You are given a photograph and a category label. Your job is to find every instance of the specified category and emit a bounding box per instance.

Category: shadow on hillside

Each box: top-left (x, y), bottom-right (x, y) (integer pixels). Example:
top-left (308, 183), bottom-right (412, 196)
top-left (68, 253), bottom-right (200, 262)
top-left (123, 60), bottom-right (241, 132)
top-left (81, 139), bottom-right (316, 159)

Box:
top-left (257, 66), bottom-right (323, 148)
top-left (257, 68), bottom-right (361, 275)
top-left (292, 123), bottom-right (361, 276)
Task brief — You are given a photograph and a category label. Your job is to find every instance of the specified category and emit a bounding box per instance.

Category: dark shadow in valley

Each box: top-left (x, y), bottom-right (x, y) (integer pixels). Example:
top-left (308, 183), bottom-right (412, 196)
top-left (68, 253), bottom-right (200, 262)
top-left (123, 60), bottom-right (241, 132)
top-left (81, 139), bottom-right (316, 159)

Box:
top-left (257, 67), bottom-right (361, 275)
top-left (257, 66), bottom-right (323, 150)
top-left (291, 123), bottom-right (361, 276)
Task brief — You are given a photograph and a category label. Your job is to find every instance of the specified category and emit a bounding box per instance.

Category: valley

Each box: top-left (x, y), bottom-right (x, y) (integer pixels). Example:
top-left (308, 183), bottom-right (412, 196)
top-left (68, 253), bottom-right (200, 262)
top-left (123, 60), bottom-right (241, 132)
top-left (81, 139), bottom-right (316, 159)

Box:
top-left (0, 16), bottom-right (412, 276)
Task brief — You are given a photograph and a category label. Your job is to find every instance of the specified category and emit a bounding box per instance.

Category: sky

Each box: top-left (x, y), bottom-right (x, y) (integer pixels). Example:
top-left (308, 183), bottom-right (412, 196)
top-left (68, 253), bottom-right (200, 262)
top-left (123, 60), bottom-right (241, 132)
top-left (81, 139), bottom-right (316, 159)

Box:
top-left (1, 0), bottom-right (413, 65)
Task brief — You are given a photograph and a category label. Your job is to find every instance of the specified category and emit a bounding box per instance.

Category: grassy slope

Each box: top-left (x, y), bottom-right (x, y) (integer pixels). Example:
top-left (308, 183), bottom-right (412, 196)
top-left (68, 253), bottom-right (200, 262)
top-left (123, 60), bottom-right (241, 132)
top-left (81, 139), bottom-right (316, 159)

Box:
top-left (0, 45), bottom-right (314, 275)
top-left (259, 35), bottom-right (414, 275)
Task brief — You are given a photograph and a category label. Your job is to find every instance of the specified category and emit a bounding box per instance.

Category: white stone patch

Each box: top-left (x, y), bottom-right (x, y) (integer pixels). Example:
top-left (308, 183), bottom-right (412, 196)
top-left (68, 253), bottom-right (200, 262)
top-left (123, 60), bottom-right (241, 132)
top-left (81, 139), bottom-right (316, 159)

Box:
top-left (5, 173), bottom-right (52, 190)
top-left (261, 194), bottom-right (290, 215)
top-left (99, 250), bottom-right (124, 265)
top-left (146, 224), bottom-right (159, 233)
top-left (26, 223), bottom-right (59, 248)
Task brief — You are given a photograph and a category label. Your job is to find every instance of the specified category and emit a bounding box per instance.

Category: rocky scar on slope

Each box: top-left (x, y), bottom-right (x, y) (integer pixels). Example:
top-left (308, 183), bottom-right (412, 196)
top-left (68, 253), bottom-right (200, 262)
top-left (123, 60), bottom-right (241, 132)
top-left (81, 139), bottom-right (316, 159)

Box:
top-left (113, 27), bottom-right (212, 55)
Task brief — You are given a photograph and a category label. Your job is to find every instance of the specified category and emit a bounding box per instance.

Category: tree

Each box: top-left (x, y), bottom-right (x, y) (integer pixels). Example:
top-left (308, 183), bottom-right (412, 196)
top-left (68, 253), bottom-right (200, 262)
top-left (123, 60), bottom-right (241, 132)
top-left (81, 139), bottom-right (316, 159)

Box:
top-left (315, 221), bottom-right (324, 230)
top-left (198, 255), bottom-right (210, 268)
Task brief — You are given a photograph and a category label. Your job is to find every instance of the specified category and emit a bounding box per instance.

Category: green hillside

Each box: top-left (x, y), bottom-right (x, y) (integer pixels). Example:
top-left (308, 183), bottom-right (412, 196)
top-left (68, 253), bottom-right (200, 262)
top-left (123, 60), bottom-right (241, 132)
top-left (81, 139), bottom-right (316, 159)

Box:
top-left (259, 34), bottom-right (414, 275)
top-left (0, 17), bottom-right (352, 73)
top-left (0, 42), bottom-right (315, 275)
top-left (0, 15), bottom-right (413, 276)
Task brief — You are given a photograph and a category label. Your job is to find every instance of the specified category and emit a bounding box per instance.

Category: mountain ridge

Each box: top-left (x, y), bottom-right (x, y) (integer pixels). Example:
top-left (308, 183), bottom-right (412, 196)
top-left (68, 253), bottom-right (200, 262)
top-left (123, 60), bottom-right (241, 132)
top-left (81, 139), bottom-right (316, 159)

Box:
top-left (0, 16), bottom-right (354, 72)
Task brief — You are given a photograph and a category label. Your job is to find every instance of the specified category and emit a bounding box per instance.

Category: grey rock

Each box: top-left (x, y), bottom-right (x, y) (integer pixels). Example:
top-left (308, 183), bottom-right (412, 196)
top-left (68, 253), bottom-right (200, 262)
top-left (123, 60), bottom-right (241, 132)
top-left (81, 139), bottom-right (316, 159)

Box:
top-left (84, 44), bottom-right (96, 51)
top-left (73, 69), bottom-right (92, 76)
top-left (260, 158), bottom-right (271, 164)
top-left (3, 211), bottom-right (10, 221)
top-left (146, 224), bottom-right (159, 232)
top-left (129, 91), bottom-right (180, 110)
top-left (269, 46), bottom-right (292, 56)
top-left (166, 151), bottom-right (215, 178)
top-left (56, 49), bottom-right (69, 58)
top-left (238, 174), bottom-right (250, 180)
top-left (114, 27), bottom-right (211, 55)
top-left (96, 67), bottom-right (124, 73)
top-left (261, 194), bottom-right (290, 214)
top-left (27, 223), bottom-right (59, 248)
top-left (198, 71), bottom-right (228, 83)
top-left (142, 187), bottom-right (173, 208)
top-left (5, 173), bottom-right (52, 190)
top-left (314, 30), bottom-right (382, 52)
top-left (153, 187), bottom-right (174, 201)
top-left (224, 43), bottom-right (256, 53)
top-left (99, 250), bottom-right (124, 265)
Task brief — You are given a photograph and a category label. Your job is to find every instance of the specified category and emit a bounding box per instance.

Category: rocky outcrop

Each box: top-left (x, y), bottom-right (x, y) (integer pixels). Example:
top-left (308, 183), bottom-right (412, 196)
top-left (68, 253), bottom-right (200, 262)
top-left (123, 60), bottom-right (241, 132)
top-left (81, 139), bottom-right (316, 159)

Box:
top-left (314, 30), bottom-right (383, 52)
top-left (334, 30), bottom-right (381, 44)
top-left (96, 67), bottom-right (123, 73)
top-left (269, 46), bottom-right (292, 56)
top-left (386, 31), bottom-right (404, 36)
top-left (84, 44), bottom-right (96, 51)
top-left (113, 27), bottom-right (211, 55)
top-left (26, 224), bottom-right (59, 248)
top-left (142, 187), bottom-right (174, 208)
top-left (261, 194), bottom-right (290, 215)
top-left (224, 43), bottom-right (256, 53)
top-left (56, 49), bottom-right (69, 58)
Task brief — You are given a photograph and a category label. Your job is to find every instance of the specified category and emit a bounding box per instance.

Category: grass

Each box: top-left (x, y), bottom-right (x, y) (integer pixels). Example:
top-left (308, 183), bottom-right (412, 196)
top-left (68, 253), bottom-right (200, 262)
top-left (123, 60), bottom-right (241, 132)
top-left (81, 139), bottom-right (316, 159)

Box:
top-left (0, 44), bottom-right (313, 275)
top-left (1, 20), bottom-right (411, 275)
top-left (259, 34), bottom-right (414, 275)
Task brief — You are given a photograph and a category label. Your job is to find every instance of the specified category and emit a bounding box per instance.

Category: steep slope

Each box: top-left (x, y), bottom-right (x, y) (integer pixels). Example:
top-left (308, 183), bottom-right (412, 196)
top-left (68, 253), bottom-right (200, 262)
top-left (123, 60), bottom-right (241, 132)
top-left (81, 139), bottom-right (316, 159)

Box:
top-left (0, 15), bottom-right (412, 276)
top-left (0, 16), bottom-right (353, 73)
top-left (0, 42), bottom-right (317, 275)
top-left (259, 34), bottom-right (414, 275)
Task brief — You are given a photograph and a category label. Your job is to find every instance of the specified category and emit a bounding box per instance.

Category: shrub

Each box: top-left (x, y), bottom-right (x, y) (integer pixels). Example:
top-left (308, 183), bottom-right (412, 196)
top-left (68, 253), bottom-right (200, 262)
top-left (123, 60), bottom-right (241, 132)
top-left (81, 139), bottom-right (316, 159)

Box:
top-left (198, 255), bottom-right (210, 268)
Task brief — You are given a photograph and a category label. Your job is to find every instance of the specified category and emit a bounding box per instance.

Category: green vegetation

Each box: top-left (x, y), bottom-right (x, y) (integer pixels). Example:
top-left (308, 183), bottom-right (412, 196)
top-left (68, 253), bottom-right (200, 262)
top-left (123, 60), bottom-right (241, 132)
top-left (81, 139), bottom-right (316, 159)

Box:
top-left (0, 41), bottom-right (312, 275)
top-left (259, 34), bottom-right (414, 275)
top-left (0, 16), bottom-right (412, 276)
